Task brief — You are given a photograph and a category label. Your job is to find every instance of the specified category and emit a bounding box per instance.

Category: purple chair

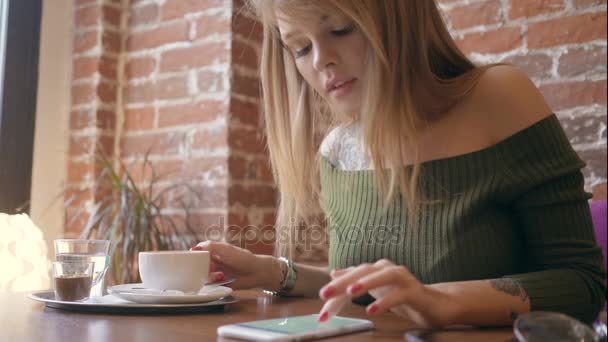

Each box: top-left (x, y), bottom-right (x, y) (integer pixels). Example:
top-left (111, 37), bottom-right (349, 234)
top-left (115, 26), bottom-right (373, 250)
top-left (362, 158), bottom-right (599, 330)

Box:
top-left (591, 200), bottom-right (607, 265)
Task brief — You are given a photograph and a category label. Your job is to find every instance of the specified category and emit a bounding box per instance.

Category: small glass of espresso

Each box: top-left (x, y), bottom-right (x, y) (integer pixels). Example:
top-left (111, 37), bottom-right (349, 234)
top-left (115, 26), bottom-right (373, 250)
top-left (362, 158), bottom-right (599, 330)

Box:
top-left (52, 261), bottom-right (94, 302)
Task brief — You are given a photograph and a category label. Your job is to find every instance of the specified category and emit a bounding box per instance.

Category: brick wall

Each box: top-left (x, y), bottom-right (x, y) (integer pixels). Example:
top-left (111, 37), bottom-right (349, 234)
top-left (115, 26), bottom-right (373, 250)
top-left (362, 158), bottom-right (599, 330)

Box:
top-left (438, 0), bottom-right (607, 194)
top-left (66, 0), bottom-right (275, 255)
top-left (66, 0), bottom-right (606, 262)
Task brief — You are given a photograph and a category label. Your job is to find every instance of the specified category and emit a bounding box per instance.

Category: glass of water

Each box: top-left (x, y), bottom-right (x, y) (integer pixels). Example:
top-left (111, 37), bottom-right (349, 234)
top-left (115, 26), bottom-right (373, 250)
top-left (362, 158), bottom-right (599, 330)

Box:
top-left (514, 311), bottom-right (599, 342)
top-left (54, 239), bottom-right (111, 298)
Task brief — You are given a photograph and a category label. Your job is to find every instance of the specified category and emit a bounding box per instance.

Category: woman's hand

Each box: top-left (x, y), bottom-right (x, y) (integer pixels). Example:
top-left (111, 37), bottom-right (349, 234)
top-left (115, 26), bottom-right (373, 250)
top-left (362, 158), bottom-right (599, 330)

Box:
top-left (192, 241), bottom-right (276, 290)
top-left (319, 259), bottom-right (457, 328)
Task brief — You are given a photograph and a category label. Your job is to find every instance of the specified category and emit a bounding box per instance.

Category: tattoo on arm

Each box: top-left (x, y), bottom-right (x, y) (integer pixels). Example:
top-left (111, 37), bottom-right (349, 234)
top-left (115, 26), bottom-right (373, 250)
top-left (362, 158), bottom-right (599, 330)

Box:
top-left (489, 278), bottom-right (529, 302)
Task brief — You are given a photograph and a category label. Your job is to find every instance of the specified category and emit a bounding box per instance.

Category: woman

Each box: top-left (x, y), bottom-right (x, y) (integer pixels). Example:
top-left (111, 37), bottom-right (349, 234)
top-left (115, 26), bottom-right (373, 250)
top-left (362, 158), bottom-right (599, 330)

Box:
top-left (193, 0), bottom-right (606, 327)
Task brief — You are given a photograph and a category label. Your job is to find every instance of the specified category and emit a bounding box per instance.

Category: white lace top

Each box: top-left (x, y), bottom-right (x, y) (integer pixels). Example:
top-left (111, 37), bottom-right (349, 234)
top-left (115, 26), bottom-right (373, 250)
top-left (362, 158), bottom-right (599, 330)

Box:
top-left (319, 123), bottom-right (374, 171)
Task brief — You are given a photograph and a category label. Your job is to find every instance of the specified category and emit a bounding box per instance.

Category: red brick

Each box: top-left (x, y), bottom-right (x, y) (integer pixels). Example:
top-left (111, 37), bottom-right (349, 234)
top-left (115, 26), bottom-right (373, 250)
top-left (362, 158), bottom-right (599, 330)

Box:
top-left (129, 3), bottom-right (159, 26)
top-left (456, 27), bottom-right (522, 54)
top-left (230, 97), bottom-right (260, 126)
top-left (171, 212), bottom-right (228, 236)
top-left (127, 22), bottom-right (189, 51)
top-left (121, 132), bottom-right (184, 156)
top-left (574, 0), bottom-right (607, 9)
top-left (97, 80), bottom-right (117, 103)
top-left (528, 12), bottom-right (607, 49)
top-left (72, 83), bottom-right (96, 105)
top-left (558, 45), bottom-right (607, 77)
top-left (102, 30), bottom-right (122, 53)
top-left (229, 157), bottom-right (273, 182)
top-left (75, 0), bottom-right (97, 5)
top-left (161, 0), bottom-right (228, 21)
top-left (65, 210), bottom-right (90, 236)
top-left (228, 128), bottom-right (266, 154)
top-left (103, 5), bottom-right (122, 27)
top-left (593, 183), bottom-right (607, 200)
top-left (70, 109), bottom-right (95, 130)
top-left (69, 135), bottom-right (114, 158)
top-left (229, 184), bottom-right (277, 207)
top-left (579, 149), bottom-right (607, 179)
top-left (228, 156), bottom-right (247, 180)
top-left (252, 158), bottom-right (273, 182)
top-left (67, 160), bottom-right (95, 183)
top-left (183, 157), bottom-right (228, 180)
top-left (166, 185), bottom-right (228, 209)
top-left (232, 14), bottom-right (263, 41)
top-left (126, 57), bottom-right (156, 79)
top-left (231, 40), bottom-right (258, 69)
top-left (195, 14), bottom-right (230, 40)
top-left (73, 57), bottom-right (99, 80)
top-left (127, 159), bottom-right (183, 183)
top-left (502, 53), bottom-right (553, 79)
top-left (158, 100), bottom-right (226, 127)
top-left (71, 110), bottom-right (115, 131)
top-left (125, 75), bottom-right (189, 103)
top-left (99, 56), bottom-right (118, 79)
top-left (75, 6), bottom-right (101, 27)
top-left (447, 1), bottom-right (501, 30)
top-left (97, 110), bottom-right (116, 130)
top-left (509, 0), bottom-right (564, 20)
top-left (232, 73), bottom-right (260, 97)
top-left (64, 188), bottom-right (93, 209)
top-left (560, 111), bottom-right (607, 145)
top-left (198, 70), bottom-right (225, 93)
top-left (540, 81), bottom-right (607, 111)
top-left (74, 31), bottom-right (98, 53)
top-left (160, 42), bottom-right (229, 72)
top-left (192, 128), bottom-right (228, 150)
top-left (124, 106), bottom-right (155, 130)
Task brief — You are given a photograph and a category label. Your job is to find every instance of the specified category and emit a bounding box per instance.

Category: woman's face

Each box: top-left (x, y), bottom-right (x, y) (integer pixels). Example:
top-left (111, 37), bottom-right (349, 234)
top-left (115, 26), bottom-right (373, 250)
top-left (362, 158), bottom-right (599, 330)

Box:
top-left (277, 13), bottom-right (368, 117)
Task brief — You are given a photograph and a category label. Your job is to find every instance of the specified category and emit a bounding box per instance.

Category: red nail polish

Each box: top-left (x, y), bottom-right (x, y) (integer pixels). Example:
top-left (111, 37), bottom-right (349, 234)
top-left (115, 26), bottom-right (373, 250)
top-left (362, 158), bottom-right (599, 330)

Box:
top-left (368, 304), bottom-right (379, 315)
top-left (216, 272), bottom-right (225, 281)
top-left (349, 283), bottom-right (363, 294)
top-left (318, 311), bottom-right (328, 322)
top-left (322, 286), bottom-right (336, 299)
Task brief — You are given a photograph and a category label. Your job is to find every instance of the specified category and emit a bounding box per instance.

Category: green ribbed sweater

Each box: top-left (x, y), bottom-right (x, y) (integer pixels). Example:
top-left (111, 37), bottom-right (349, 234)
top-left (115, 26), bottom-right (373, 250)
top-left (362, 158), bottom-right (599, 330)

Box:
top-left (319, 114), bottom-right (606, 323)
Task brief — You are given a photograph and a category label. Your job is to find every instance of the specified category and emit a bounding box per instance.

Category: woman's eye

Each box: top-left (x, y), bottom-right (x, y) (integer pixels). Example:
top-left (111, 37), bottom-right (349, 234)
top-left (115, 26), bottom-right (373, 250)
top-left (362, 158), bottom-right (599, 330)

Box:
top-left (331, 24), bottom-right (354, 36)
top-left (294, 45), bottom-right (311, 58)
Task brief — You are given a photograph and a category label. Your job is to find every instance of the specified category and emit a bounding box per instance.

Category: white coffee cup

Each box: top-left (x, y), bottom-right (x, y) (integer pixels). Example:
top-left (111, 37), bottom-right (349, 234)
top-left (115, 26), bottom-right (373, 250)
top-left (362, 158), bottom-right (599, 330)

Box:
top-left (138, 251), bottom-right (210, 293)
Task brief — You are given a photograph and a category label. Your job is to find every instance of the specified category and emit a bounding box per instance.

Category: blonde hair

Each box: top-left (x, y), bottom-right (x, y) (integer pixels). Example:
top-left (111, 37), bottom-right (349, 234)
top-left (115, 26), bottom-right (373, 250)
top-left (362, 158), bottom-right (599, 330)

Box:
top-left (248, 0), bottom-right (494, 258)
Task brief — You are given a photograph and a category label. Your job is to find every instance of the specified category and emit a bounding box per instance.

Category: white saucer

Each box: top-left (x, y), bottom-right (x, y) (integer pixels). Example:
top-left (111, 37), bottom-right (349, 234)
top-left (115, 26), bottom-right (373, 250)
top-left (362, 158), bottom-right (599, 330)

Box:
top-left (108, 284), bottom-right (233, 304)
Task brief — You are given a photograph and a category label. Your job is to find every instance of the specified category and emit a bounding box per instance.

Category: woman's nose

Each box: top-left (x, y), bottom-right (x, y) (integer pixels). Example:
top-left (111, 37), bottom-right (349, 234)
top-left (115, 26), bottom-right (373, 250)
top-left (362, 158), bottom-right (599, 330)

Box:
top-left (312, 40), bottom-right (338, 72)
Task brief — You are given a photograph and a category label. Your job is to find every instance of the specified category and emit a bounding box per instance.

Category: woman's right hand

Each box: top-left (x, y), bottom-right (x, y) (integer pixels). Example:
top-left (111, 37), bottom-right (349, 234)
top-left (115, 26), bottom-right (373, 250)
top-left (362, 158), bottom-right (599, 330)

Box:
top-left (191, 241), bottom-right (279, 290)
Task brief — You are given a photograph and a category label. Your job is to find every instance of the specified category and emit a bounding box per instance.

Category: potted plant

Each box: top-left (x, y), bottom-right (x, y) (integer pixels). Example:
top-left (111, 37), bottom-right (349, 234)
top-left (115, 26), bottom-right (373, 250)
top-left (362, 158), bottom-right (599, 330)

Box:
top-left (67, 151), bottom-right (200, 285)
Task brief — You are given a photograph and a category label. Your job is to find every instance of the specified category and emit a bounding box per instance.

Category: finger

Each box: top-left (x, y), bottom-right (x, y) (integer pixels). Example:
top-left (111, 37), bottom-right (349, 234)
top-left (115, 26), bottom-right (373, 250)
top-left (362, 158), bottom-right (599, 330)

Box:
top-left (330, 267), bottom-right (354, 279)
top-left (318, 293), bottom-right (349, 322)
top-left (366, 287), bottom-right (410, 316)
top-left (320, 263), bottom-right (379, 300)
top-left (346, 266), bottom-right (411, 297)
top-left (208, 271), bottom-right (225, 283)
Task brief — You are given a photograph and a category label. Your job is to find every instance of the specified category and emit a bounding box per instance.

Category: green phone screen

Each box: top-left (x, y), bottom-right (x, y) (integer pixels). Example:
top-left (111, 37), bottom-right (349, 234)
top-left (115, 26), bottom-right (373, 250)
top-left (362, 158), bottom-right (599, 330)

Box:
top-left (236, 314), bottom-right (364, 335)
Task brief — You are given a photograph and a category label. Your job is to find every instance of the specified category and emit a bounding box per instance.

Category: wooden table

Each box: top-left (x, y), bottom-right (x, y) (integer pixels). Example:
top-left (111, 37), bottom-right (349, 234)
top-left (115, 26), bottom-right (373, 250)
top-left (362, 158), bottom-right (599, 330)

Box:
top-left (0, 290), bottom-right (515, 341)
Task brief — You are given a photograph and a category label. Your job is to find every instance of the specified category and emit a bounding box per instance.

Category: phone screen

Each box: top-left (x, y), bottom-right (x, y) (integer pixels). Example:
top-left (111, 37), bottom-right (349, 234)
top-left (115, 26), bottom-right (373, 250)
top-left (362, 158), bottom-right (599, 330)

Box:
top-left (236, 314), bottom-right (364, 335)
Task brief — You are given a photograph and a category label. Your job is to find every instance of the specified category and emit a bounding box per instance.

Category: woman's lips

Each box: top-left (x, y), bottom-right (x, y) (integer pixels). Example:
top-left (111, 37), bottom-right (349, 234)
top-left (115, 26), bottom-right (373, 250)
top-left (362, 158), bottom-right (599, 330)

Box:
top-left (328, 78), bottom-right (356, 98)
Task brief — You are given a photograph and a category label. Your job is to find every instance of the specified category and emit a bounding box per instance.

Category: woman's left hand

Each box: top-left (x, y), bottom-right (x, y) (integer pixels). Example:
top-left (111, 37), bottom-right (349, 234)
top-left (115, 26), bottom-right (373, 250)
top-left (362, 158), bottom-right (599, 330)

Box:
top-left (319, 259), bottom-right (456, 328)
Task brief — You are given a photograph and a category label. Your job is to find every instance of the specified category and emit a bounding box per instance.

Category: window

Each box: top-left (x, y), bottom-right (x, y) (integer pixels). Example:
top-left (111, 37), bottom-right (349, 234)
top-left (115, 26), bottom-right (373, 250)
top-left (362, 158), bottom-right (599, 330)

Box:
top-left (0, 0), bottom-right (42, 213)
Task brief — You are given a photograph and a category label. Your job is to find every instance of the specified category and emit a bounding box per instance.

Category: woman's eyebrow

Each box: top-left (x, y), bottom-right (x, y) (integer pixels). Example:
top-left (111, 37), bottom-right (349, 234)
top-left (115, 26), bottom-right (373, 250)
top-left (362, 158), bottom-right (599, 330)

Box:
top-left (280, 15), bottom-right (330, 43)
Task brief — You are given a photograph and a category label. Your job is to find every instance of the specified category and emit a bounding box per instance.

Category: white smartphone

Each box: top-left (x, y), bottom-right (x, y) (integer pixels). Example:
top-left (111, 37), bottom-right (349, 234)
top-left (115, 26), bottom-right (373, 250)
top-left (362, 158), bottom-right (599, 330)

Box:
top-left (217, 314), bottom-right (374, 342)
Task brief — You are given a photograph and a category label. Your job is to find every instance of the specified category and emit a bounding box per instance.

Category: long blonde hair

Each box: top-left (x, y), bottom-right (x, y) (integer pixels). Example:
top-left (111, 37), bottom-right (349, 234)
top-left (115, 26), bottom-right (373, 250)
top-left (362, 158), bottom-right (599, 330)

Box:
top-left (248, 0), bottom-right (493, 258)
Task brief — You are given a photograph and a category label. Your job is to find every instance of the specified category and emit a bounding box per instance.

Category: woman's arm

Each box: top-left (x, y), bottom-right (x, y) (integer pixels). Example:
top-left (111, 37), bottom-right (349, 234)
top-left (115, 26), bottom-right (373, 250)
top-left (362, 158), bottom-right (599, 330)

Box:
top-left (318, 260), bottom-right (532, 327)
top-left (430, 278), bottom-right (530, 326)
top-left (257, 254), bottom-right (330, 297)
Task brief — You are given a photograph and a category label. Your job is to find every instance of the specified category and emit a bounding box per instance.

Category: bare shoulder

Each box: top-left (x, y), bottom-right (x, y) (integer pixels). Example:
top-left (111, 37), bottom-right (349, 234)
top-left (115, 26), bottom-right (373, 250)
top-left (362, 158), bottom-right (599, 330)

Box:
top-left (469, 64), bottom-right (553, 143)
